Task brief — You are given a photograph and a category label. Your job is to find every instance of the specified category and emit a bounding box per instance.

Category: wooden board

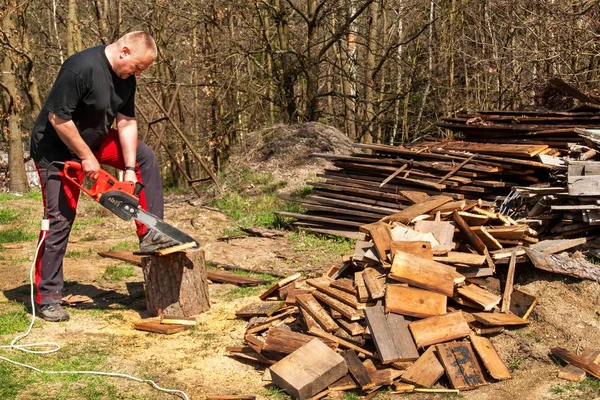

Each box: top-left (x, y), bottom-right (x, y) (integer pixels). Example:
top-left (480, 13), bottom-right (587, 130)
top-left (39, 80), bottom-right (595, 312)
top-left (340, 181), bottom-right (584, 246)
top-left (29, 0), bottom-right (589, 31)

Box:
top-left (390, 251), bottom-right (463, 297)
top-left (455, 283), bottom-right (501, 311)
top-left (408, 312), bottom-right (471, 348)
top-left (470, 334), bottom-right (511, 380)
top-left (551, 347), bottom-right (600, 379)
top-left (472, 312), bottom-right (530, 326)
top-left (414, 220), bottom-right (455, 253)
top-left (364, 302), bottom-right (419, 363)
top-left (354, 272), bottom-right (369, 302)
top-left (385, 196), bottom-right (453, 224)
top-left (434, 252), bottom-right (486, 266)
top-left (389, 241), bottom-right (433, 260)
top-left (270, 339), bottom-right (348, 399)
top-left (359, 222), bottom-right (393, 262)
top-left (342, 350), bottom-right (375, 390)
top-left (312, 291), bottom-right (363, 321)
top-left (133, 320), bottom-right (190, 334)
top-left (385, 285), bottom-right (447, 318)
top-left (306, 278), bottom-right (364, 309)
top-left (558, 350), bottom-right (600, 382)
top-left (262, 327), bottom-right (337, 356)
top-left (436, 341), bottom-right (487, 390)
top-left (509, 289), bottom-right (538, 320)
top-left (400, 346), bottom-right (445, 388)
top-left (308, 327), bottom-right (376, 358)
top-left (362, 268), bottom-right (386, 299)
top-left (296, 294), bottom-right (339, 332)
top-left (501, 249), bottom-right (517, 313)
top-left (259, 273), bottom-right (302, 300)
top-left (236, 301), bottom-right (284, 318)
top-left (337, 319), bottom-right (365, 336)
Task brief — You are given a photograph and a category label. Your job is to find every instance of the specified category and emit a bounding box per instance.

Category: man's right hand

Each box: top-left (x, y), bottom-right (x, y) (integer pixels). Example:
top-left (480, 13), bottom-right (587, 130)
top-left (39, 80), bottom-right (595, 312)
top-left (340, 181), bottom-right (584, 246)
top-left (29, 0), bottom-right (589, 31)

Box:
top-left (80, 155), bottom-right (100, 179)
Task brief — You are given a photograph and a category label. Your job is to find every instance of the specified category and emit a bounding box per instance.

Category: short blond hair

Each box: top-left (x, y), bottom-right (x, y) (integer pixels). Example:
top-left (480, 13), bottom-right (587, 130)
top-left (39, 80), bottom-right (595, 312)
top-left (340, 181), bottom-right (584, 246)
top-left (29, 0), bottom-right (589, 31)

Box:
top-left (117, 31), bottom-right (157, 60)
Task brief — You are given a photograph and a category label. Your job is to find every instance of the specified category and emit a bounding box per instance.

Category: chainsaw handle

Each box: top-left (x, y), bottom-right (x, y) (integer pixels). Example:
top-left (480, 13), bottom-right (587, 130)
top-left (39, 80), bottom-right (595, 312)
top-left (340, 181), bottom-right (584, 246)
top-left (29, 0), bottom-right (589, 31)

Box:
top-left (62, 161), bottom-right (139, 201)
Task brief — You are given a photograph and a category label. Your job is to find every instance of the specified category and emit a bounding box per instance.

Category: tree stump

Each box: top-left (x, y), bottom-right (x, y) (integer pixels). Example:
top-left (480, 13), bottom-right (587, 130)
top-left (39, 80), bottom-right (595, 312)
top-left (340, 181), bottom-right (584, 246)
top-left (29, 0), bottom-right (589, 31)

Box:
top-left (141, 249), bottom-right (210, 317)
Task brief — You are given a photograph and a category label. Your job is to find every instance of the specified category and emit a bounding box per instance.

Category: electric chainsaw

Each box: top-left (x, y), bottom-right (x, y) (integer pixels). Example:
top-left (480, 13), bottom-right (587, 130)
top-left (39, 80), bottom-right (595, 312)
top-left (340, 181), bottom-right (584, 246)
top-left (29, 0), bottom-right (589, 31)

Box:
top-left (62, 161), bottom-right (200, 251)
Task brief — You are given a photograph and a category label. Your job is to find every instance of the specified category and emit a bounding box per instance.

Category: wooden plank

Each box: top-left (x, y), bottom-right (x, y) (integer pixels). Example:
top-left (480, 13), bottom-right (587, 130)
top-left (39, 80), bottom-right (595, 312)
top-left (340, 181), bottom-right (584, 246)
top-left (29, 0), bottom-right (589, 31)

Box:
top-left (308, 327), bottom-right (376, 358)
top-left (436, 341), bottom-right (487, 390)
top-left (455, 283), bottom-right (501, 311)
top-left (359, 222), bottom-right (393, 262)
top-left (453, 211), bottom-right (487, 255)
top-left (389, 241), bottom-right (433, 260)
top-left (270, 339), bottom-right (348, 399)
top-left (470, 334), bottom-right (511, 380)
top-left (472, 312), bottom-right (530, 326)
top-left (385, 285), bottom-right (447, 318)
top-left (558, 350), bottom-right (600, 382)
top-left (296, 294), bottom-right (339, 332)
top-left (354, 272), bottom-right (369, 302)
top-left (408, 311), bottom-right (471, 348)
top-left (364, 302), bottom-right (419, 363)
top-left (568, 175), bottom-right (600, 196)
top-left (472, 226), bottom-right (503, 250)
top-left (133, 320), bottom-right (190, 334)
top-left (501, 248), bottom-right (517, 313)
top-left (551, 347), bottom-right (600, 379)
top-left (306, 278), bottom-right (365, 309)
top-left (312, 291), bottom-right (363, 321)
top-left (362, 268), bottom-right (386, 299)
top-left (390, 251), bottom-right (463, 297)
top-left (236, 301), bottom-right (284, 318)
top-left (330, 278), bottom-right (356, 295)
top-left (379, 163), bottom-right (408, 188)
top-left (437, 154), bottom-right (476, 184)
top-left (337, 319), bottom-right (365, 336)
top-left (400, 346), bottom-right (445, 388)
top-left (259, 273), bottom-right (302, 300)
top-left (434, 252), bottom-right (486, 266)
top-left (342, 350), bottom-right (375, 390)
top-left (509, 289), bottom-right (537, 320)
top-left (263, 328), bottom-right (338, 356)
top-left (384, 196), bottom-right (453, 224)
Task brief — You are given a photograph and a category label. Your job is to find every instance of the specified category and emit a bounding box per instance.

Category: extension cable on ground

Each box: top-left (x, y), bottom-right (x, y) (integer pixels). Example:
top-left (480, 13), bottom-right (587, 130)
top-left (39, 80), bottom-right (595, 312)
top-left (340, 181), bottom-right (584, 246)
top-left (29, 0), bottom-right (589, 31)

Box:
top-left (0, 219), bottom-right (190, 400)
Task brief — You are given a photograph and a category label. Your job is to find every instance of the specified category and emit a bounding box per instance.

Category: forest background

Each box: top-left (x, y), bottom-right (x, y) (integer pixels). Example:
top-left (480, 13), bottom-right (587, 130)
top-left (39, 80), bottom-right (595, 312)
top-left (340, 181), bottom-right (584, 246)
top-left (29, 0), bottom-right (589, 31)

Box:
top-left (1, 0), bottom-right (600, 193)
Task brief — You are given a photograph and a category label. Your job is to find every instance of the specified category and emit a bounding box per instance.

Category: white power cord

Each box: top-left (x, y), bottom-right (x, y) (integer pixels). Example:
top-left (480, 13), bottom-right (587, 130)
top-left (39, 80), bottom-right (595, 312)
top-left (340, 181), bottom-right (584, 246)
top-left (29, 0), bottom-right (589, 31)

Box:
top-left (0, 219), bottom-right (190, 400)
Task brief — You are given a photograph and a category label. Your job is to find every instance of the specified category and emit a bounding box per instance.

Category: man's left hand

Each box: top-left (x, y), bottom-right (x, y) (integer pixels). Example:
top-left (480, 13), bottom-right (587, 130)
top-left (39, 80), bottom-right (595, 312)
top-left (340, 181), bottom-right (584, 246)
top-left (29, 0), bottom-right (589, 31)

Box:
top-left (124, 169), bottom-right (138, 183)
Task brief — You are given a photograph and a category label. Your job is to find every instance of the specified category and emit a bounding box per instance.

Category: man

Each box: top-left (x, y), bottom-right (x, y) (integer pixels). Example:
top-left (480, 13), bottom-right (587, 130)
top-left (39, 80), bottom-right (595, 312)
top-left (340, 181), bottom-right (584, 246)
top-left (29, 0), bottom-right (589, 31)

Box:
top-left (30, 31), bottom-right (175, 322)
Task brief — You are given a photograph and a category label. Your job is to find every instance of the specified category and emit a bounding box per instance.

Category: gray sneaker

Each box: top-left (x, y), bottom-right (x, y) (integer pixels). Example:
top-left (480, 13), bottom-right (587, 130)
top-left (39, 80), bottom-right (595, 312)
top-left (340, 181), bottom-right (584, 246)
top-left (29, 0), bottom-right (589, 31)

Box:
top-left (139, 230), bottom-right (180, 253)
top-left (38, 303), bottom-right (70, 322)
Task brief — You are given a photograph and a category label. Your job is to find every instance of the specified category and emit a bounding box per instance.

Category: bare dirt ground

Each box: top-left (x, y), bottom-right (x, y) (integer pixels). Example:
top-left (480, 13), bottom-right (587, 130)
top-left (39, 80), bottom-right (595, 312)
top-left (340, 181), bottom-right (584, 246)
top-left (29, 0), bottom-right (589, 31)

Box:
top-left (1, 123), bottom-right (600, 399)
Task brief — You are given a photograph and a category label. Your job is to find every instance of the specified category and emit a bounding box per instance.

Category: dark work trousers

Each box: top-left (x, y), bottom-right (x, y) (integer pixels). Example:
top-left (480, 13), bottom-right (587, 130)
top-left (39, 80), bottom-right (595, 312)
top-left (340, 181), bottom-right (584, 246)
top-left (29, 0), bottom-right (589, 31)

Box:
top-left (33, 129), bottom-right (164, 305)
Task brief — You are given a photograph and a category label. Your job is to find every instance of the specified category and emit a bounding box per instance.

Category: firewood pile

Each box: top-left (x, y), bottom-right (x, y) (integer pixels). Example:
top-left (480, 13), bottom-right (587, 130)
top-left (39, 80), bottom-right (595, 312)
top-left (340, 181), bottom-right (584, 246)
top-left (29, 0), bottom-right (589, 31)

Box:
top-left (228, 204), bottom-right (600, 398)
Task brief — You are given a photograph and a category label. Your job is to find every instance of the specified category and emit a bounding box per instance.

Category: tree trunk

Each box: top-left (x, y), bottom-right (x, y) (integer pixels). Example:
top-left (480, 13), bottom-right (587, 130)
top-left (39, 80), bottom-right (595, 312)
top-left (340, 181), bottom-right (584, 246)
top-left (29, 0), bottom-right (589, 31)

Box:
top-left (1, 7), bottom-right (28, 194)
top-left (67, 0), bottom-right (82, 55)
top-left (362, 0), bottom-right (379, 144)
top-left (141, 250), bottom-right (210, 317)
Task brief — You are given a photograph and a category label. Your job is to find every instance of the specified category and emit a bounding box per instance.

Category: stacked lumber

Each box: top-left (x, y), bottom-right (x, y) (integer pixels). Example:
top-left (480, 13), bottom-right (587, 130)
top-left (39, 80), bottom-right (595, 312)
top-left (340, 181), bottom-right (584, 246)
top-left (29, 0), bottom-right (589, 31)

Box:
top-left (228, 217), bottom-right (545, 398)
top-left (437, 78), bottom-right (600, 149)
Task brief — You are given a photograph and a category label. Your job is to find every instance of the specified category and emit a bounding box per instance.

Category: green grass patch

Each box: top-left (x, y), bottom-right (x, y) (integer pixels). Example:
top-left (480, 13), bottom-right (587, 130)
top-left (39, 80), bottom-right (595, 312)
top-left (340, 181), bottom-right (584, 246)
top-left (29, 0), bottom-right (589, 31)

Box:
top-left (0, 189), bottom-right (42, 202)
top-left (80, 234), bottom-right (97, 242)
top-left (65, 248), bottom-right (94, 258)
top-left (72, 216), bottom-right (104, 230)
top-left (220, 284), bottom-right (272, 301)
top-left (0, 229), bottom-right (36, 244)
top-left (288, 231), bottom-right (354, 265)
top-left (265, 387), bottom-right (292, 399)
top-left (0, 209), bottom-right (19, 224)
top-left (109, 241), bottom-right (138, 251)
top-left (102, 265), bottom-right (136, 282)
top-left (0, 304), bottom-right (32, 335)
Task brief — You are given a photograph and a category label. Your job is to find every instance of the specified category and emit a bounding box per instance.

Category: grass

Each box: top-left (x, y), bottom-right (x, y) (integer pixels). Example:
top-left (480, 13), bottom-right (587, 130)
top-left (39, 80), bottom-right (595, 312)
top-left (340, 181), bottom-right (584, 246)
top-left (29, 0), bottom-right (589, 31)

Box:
top-left (0, 209), bottom-right (19, 224)
top-left (0, 229), bottom-right (37, 244)
top-left (0, 189), bottom-right (42, 202)
top-left (550, 377), bottom-right (600, 396)
top-left (288, 231), bottom-right (354, 265)
top-left (101, 265), bottom-right (136, 282)
top-left (508, 356), bottom-right (526, 370)
top-left (265, 387), bottom-right (291, 399)
top-left (0, 304), bottom-right (33, 335)
top-left (109, 241), bottom-right (138, 251)
top-left (65, 248), bottom-right (94, 258)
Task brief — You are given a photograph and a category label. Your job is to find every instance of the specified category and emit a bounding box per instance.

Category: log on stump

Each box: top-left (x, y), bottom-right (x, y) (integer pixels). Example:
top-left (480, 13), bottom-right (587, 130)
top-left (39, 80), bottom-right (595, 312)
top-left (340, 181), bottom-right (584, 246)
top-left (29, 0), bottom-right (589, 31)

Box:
top-left (141, 249), bottom-right (210, 317)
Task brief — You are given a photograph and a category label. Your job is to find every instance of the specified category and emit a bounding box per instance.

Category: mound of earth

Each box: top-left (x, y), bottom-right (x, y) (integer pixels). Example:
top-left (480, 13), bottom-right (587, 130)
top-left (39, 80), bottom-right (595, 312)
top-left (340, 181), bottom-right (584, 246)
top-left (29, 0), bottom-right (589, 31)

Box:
top-left (230, 122), bottom-right (356, 194)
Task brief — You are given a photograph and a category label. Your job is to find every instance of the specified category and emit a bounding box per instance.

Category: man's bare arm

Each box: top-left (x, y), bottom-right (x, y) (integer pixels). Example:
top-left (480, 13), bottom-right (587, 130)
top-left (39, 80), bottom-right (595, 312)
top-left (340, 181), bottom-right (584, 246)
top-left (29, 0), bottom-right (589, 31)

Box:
top-left (116, 113), bottom-right (139, 182)
top-left (48, 112), bottom-right (99, 178)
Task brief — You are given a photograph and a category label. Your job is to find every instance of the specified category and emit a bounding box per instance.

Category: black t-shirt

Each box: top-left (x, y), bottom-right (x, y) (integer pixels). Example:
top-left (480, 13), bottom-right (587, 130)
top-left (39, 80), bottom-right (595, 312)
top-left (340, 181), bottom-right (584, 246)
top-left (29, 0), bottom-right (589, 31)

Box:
top-left (30, 45), bottom-right (136, 167)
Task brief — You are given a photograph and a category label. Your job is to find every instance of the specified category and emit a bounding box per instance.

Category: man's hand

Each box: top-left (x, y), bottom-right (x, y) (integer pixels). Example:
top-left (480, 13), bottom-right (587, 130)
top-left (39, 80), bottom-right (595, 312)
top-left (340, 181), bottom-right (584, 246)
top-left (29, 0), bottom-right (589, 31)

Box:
top-left (80, 155), bottom-right (100, 180)
top-left (123, 169), bottom-right (138, 183)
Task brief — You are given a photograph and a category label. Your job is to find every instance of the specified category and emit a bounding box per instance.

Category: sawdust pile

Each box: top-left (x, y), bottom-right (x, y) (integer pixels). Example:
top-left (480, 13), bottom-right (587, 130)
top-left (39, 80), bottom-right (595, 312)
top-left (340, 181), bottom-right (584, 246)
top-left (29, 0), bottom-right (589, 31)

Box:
top-left (230, 122), bottom-right (356, 194)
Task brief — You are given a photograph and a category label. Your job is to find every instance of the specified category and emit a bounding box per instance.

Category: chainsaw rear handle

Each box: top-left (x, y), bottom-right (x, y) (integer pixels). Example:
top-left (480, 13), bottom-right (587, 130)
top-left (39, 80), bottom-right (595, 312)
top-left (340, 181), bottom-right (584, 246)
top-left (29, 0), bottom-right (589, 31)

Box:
top-left (62, 161), bottom-right (144, 201)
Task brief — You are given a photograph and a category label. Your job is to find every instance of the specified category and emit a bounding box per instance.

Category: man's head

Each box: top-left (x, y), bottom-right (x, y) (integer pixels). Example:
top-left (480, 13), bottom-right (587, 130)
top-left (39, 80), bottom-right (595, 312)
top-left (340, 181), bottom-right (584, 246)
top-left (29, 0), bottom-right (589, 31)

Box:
top-left (107, 31), bottom-right (157, 79)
